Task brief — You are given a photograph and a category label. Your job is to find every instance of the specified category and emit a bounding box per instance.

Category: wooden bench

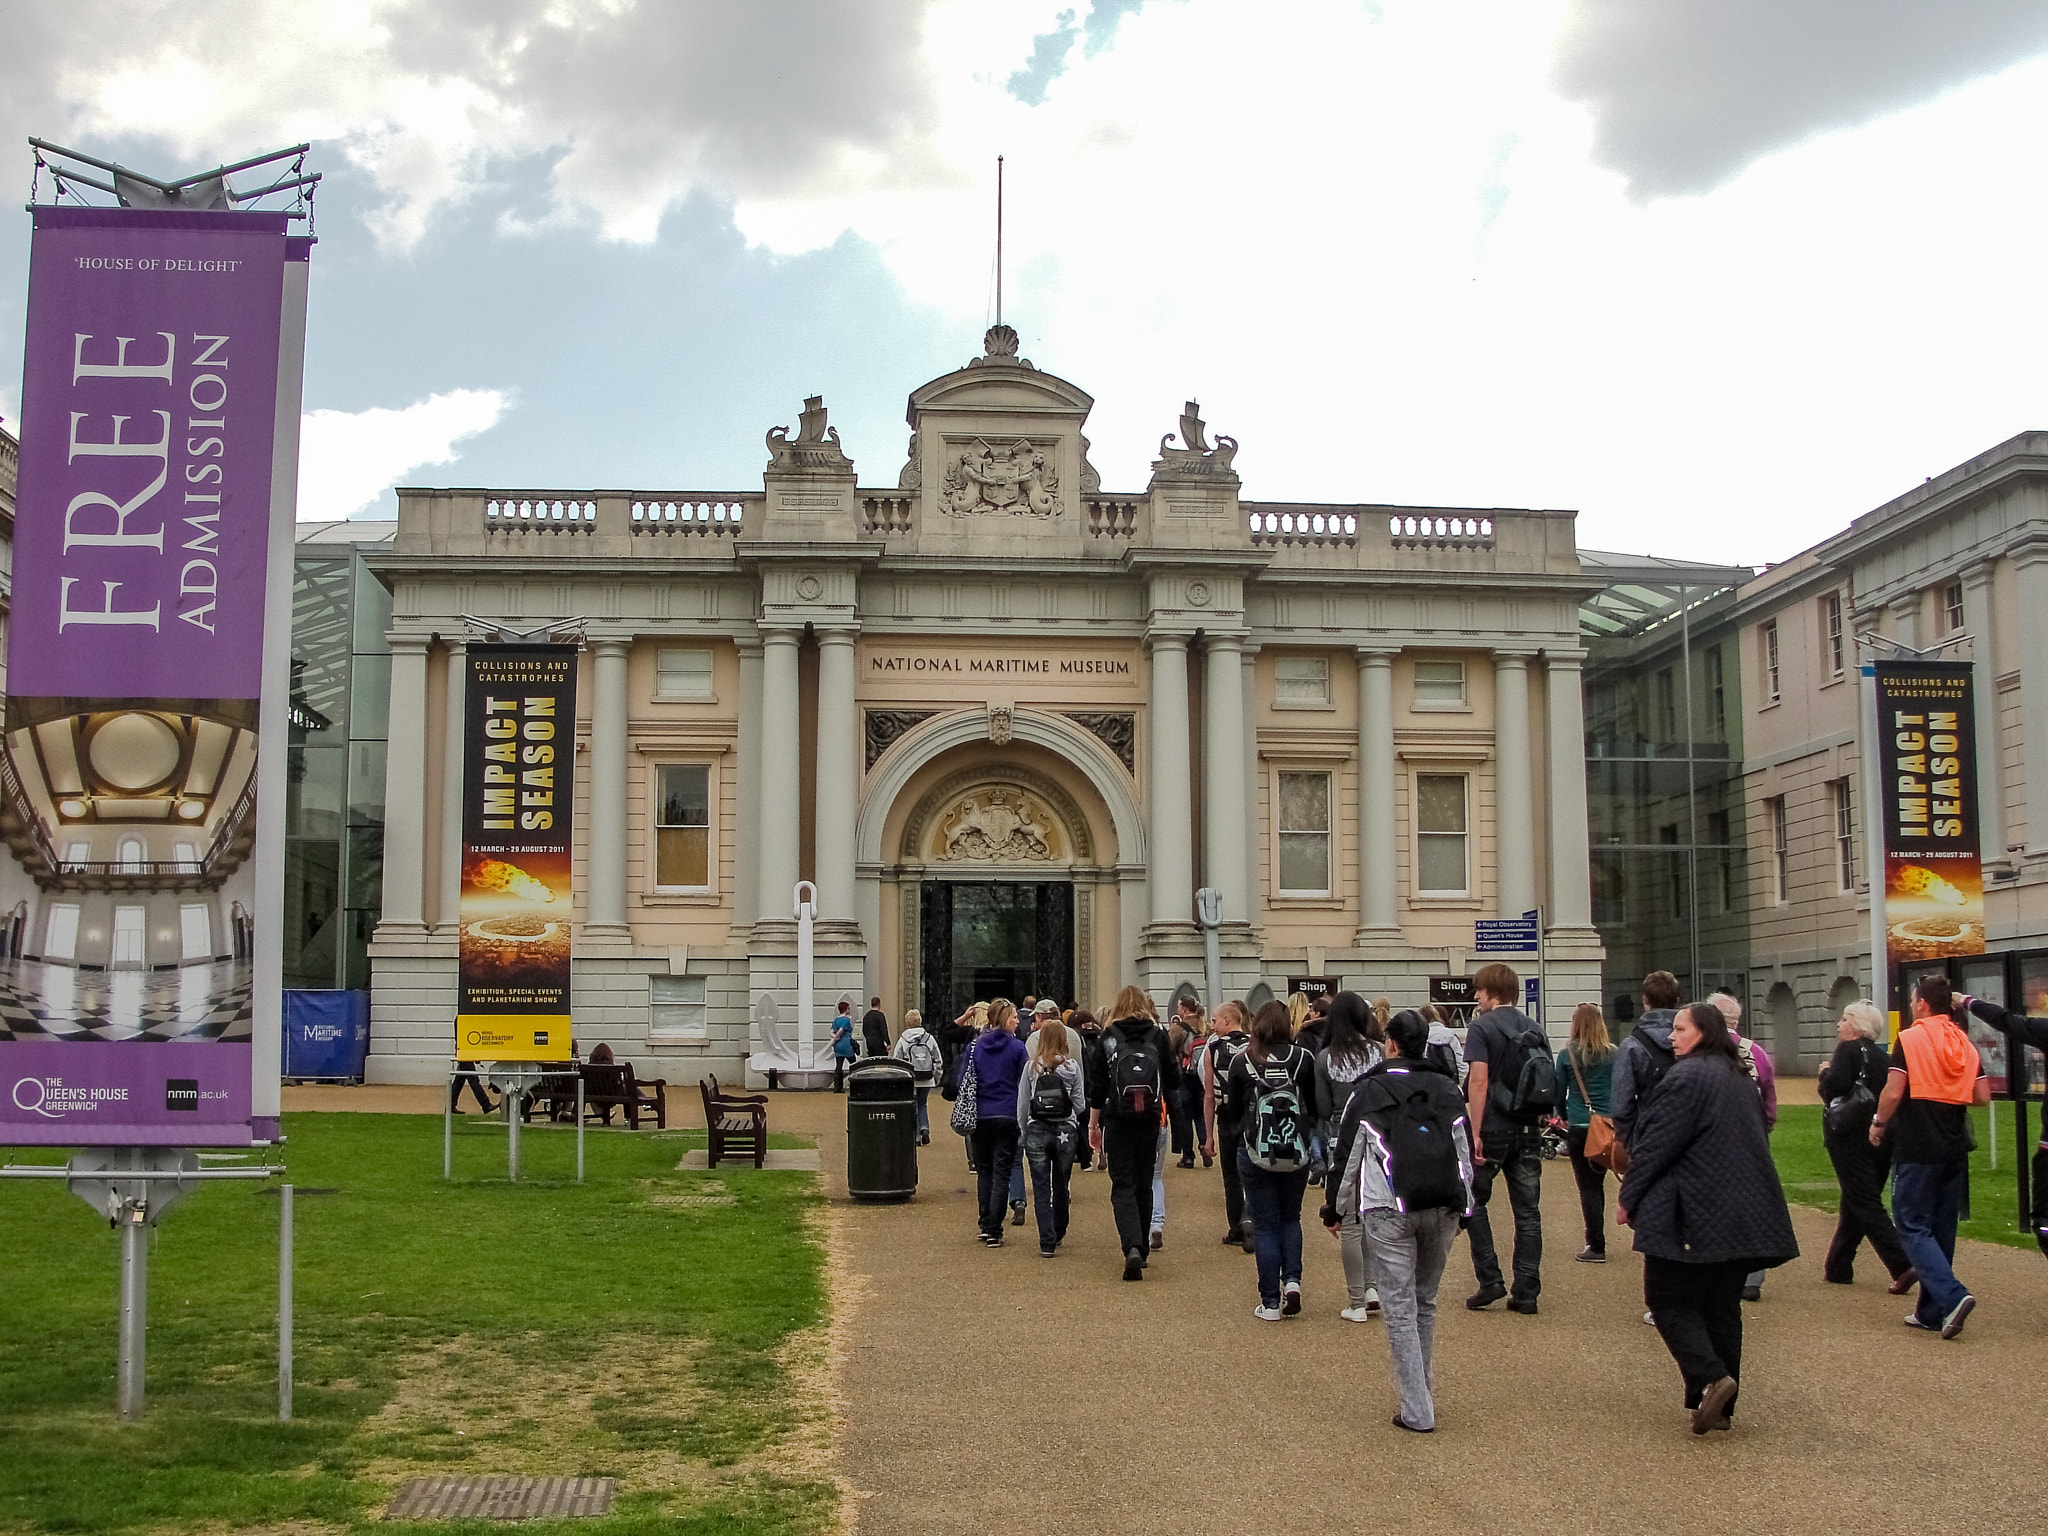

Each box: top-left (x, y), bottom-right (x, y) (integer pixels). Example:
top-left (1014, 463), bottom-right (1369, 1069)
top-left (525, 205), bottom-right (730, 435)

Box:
top-left (700, 1074), bottom-right (769, 1169)
top-left (581, 1060), bottom-right (668, 1129)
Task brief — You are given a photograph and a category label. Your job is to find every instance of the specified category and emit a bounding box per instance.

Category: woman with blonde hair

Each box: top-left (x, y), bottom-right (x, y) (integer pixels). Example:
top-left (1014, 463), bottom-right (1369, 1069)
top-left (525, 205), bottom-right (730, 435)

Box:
top-left (891, 1008), bottom-right (941, 1145)
top-left (1817, 998), bottom-right (1913, 1290)
top-left (1287, 992), bottom-right (1312, 1038)
top-left (1556, 1003), bottom-right (1617, 1262)
top-left (1018, 1006), bottom-right (1084, 1256)
top-left (1088, 984), bottom-right (1179, 1280)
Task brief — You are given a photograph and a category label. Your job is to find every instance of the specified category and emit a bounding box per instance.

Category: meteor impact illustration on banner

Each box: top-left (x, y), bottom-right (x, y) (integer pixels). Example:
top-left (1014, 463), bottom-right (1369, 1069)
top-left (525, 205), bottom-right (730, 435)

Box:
top-left (0, 207), bottom-right (307, 1146)
top-left (456, 645), bottom-right (578, 1061)
top-left (1873, 661), bottom-right (1985, 971)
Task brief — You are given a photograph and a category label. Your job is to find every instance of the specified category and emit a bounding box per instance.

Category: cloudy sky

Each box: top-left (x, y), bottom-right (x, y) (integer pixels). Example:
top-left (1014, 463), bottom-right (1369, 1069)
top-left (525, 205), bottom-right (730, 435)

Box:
top-left (3, 0), bottom-right (2047, 565)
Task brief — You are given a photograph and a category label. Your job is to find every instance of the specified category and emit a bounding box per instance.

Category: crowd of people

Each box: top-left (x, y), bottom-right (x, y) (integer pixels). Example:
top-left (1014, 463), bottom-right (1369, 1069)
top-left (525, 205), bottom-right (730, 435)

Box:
top-left (843, 966), bottom-right (2014, 1435)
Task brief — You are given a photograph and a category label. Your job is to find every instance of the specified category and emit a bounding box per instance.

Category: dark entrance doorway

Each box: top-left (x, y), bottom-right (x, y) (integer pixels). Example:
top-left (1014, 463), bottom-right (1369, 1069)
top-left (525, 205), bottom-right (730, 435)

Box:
top-left (920, 881), bottom-right (1074, 1023)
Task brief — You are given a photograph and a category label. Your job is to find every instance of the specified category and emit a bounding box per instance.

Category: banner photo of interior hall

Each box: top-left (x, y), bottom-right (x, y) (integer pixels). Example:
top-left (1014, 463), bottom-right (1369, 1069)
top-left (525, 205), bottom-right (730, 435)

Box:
top-left (0, 207), bottom-right (307, 1146)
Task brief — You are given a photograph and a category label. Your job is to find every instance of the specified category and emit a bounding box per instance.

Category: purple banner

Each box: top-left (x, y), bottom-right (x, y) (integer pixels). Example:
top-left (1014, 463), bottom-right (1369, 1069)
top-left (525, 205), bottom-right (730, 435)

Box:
top-left (7, 208), bottom-right (286, 699)
top-left (2, 1040), bottom-right (253, 1146)
top-left (2, 207), bottom-right (298, 1148)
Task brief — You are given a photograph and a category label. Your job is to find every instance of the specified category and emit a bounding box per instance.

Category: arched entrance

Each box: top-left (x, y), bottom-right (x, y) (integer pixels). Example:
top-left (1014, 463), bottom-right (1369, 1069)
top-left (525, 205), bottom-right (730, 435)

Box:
top-left (856, 708), bottom-right (1140, 1021)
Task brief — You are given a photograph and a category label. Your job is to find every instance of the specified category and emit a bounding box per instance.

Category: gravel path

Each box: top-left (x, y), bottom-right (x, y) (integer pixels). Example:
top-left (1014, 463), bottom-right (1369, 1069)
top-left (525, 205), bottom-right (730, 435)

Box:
top-left (800, 1093), bottom-right (2047, 1535)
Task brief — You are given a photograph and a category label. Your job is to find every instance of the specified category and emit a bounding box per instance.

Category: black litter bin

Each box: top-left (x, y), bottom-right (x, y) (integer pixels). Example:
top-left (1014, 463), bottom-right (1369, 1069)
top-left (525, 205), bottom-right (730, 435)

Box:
top-left (845, 1057), bottom-right (919, 1202)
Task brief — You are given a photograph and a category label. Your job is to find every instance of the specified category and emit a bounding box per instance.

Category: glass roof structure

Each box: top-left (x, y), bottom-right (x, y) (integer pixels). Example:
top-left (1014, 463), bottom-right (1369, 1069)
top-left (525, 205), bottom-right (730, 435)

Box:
top-left (1577, 549), bottom-right (1756, 642)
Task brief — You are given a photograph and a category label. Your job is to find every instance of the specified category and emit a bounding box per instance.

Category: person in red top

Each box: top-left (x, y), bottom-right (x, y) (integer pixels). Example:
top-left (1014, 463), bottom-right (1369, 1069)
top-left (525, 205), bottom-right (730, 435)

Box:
top-left (1870, 976), bottom-right (1989, 1339)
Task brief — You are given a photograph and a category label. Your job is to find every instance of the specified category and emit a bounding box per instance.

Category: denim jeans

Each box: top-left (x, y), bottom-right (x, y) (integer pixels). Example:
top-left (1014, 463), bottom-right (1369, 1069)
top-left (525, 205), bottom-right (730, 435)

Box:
top-left (1466, 1130), bottom-right (1544, 1301)
top-left (1239, 1150), bottom-right (1309, 1307)
top-left (972, 1120), bottom-right (1022, 1239)
top-left (1364, 1207), bottom-right (1459, 1429)
top-left (913, 1087), bottom-right (930, 1138)
top-left (1151, 1123), bottom-right (1169, 1235)
top-left (1023, 1119), bottom-right (1076, 1250)
top-left (1009, 1148), bottom-right (1026, 1206)
top-left (1893, 1158), bottom-right (1969, 1323)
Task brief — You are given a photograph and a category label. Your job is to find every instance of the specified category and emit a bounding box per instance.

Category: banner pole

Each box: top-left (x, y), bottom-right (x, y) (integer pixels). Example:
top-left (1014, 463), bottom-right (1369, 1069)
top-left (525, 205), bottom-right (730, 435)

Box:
top-left (278, 1183), bottom-right (293, 1422)
top-left (509, 1083), bottom-right (521, 1184)
top-left (577, 1075), bottom-right (586, 1183)
top-left (117, 1197), bottom-right (147, 1421)
top-left (1858, 661), bottom-right (1892, 1026)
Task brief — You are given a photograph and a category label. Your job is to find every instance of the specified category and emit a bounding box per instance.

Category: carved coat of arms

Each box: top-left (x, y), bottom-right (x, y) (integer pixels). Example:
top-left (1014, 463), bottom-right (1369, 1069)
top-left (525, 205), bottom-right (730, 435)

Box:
top-left (935, 789), bottom-right (1055, 862)
top-left (940, 438), bottom-right (1062, 518)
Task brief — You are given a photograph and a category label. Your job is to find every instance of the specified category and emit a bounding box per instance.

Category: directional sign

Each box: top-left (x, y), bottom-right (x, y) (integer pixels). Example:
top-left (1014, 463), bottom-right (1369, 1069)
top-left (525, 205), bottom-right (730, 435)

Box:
top-left (1474, 910), bottom-right (1540, 953)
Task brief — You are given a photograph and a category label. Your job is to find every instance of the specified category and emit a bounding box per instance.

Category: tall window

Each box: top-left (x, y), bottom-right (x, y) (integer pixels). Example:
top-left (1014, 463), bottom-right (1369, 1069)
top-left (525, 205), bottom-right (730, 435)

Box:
top-left (1654, 669), bottom-right (1676, 742)
top-left (1704, 647), bottom-right (1725, 739)
top-left (116, 836), bottom-right (146, 873)
top-left (655, 764), bottom-right (711, 890)
top-left (655, 646), bottom-right (715, 700)
top-left (1273, 655), bottom-right (1330, 708)
top-left (1412, 659), bottom-right (1466, 707)
top-left (1658, 823), bottom-right (1685, 919)
top-left (1760, 621), bottom-right (1781, 704)
top-left (650, 974), bottom-right (709, 1042)
top-left (1415, 774), bottom-right (1469, 896)
top-left (1833, 779), bottom-right (1855, 892)
top-left (1277, 771), bottom-right (1332, 896)
top-left (1943, 581), bottom-right (1965, 633)
top-left (1823, 592), bottom-right (1845, 680)
top-left (1767, 796), bottom-right (1789, 903)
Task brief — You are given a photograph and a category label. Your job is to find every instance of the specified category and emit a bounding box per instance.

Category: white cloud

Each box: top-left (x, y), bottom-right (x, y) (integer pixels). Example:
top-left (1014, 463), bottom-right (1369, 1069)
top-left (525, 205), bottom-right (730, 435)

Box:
top-left (297, 388), bottom-right (509, 520)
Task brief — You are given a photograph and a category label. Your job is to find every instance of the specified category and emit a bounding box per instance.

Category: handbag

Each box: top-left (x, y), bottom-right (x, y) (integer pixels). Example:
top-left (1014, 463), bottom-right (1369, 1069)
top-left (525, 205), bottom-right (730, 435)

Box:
top-left (949, 1047), bottom-right (980, 1137)
top-left (1566, 1047), bottom-right (1626, 1174)
top-left (1822, 1041), bottom-right (1880, 1141)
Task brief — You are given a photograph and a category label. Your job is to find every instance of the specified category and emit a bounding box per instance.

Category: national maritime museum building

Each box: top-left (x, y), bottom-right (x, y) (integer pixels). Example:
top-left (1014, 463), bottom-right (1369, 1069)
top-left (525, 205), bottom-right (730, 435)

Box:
top-left (345, 326), bottom-right (1613, 1084)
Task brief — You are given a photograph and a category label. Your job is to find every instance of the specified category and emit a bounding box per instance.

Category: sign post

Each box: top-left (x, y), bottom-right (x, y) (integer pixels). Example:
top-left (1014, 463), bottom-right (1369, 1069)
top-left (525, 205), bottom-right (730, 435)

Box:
top-left (0, 142), bottom-right (314, 1418)
top-left (1474, 908), bottom-right (1545, 1034)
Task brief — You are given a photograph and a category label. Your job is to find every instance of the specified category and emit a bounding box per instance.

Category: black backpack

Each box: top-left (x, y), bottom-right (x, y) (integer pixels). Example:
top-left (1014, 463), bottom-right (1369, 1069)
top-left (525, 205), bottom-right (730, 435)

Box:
top-left (1208, 1035), bottom-right (1248, 1109)
top-left (1243, 1048), bottom-right (1311, 1173)
top-left (1486, 1016), bottom-right (1558, 1122)
top-left (1029, 1066), bottom-right (1073, 1123)
top-left (1364, 1070), bottom-right (1469, 1212)
top-left (1629, 1023), bottom-right (1677, 1099)
top-left (1102, 1026), bottom-right (1163, 1121)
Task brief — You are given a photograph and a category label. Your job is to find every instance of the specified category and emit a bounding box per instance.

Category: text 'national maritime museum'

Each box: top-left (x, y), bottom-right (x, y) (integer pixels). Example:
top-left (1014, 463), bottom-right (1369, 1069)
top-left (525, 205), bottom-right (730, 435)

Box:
top-left (359, 326), bottom-right (1604, 1084)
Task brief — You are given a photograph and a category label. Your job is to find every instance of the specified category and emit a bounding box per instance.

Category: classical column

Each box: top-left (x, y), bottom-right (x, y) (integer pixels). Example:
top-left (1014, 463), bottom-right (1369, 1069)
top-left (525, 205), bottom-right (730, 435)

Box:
top-left (1241, 644), bottom-right (1262, 929)
top-left (377, 635), bottom-right (431, 937)
top-left (815, 628), bottom-right (859, 923)
top-left (2015, 544), bottom-right (2048, 857)
top-left (1493, 650), bottom-right (1535, 918)
top-left (1545, 650), bottom-right (1593, 927)
top-left (732, 635), bottom-right (764, 933)
top-left (758, 626), bottom-right (803, 923)
top-left (1147, 632), bottom-right (1194, 926)
top-left (435, 638), bottom-right (467, 933)
top-left (1202, 633), bottom-right (1247, 924)
top-left (1961, 563), bottom-right (2006, 865)
top-left (583, 638), bottom-right (632, 939)
top-left (1355, 647), bottom-right (1399, 939)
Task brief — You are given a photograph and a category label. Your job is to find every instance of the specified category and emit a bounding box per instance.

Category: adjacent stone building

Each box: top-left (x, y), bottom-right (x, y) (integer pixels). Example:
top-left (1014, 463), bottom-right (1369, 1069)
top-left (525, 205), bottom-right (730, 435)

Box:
top-left (363, 328), bottom-right (1605, 1084)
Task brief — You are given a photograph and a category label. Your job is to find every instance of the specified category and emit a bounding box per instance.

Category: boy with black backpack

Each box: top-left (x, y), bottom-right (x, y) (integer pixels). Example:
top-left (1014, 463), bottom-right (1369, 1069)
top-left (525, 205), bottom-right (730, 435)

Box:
top-left (1461, 961), bottom-right (1554, 1314)
top-left (1202, 1001), bottom-right (1255, 1251)
top-left (1223, 1000), bottom-right (1318, 1319)
top-left (1087, 985), bottom-right (1181, 1281)
top-left (1322, 1007), bottom-right (1475, 1431)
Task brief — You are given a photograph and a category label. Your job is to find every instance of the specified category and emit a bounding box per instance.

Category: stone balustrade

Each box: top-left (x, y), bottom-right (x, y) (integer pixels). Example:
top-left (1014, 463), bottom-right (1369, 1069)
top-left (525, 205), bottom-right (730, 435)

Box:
top-left (632, 497), bottom-right (754, 537)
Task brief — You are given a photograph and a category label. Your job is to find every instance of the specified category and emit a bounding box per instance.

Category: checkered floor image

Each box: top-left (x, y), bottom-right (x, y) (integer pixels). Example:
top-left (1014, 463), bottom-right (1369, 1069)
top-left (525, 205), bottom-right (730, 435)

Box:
top-left (0, 959), bottom-right (254, 1042)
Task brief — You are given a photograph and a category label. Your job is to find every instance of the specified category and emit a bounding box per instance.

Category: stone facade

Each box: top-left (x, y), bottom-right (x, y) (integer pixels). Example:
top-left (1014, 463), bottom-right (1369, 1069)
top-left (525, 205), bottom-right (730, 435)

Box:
top-left (363, 329), bottom-right (1605, 1085)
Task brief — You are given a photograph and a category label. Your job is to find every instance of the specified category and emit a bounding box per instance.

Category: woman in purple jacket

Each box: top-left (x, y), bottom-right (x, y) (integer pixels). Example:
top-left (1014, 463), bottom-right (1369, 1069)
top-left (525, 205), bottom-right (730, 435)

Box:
top-left (970, 1000), bottom-right (1028, 1247)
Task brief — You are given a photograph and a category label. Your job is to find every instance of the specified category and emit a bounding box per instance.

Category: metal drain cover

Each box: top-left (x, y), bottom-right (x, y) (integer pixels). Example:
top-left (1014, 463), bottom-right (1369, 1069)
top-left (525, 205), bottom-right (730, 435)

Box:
top-left (383, 1475), bottom-right (616, 1521)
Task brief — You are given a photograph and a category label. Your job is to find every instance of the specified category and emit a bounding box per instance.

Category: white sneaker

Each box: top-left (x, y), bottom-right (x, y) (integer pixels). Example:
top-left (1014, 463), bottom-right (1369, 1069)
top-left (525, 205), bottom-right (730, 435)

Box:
top-left (1340, 1305), bottom-right (1377, 1323)
top-left (1364, 1287), bottom-right (1381, 1313)
top-left (1643, 1310), bottom-right (1656, 1326)
top-left (1253, 1303), bottom-right (1284, 1321)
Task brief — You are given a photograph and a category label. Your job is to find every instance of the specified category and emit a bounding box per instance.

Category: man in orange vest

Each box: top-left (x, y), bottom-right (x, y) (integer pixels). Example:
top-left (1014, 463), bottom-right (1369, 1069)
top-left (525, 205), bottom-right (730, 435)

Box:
top-left (1870, 976), bottom-right (1990, 1338)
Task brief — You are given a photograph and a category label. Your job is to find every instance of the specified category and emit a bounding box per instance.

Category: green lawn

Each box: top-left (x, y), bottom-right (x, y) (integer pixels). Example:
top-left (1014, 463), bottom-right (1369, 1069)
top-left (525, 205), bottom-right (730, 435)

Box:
top-left (0, 1115), bottom-right (834, 1536)
top-left (1771, 1102), bottom-right (2041, 1251)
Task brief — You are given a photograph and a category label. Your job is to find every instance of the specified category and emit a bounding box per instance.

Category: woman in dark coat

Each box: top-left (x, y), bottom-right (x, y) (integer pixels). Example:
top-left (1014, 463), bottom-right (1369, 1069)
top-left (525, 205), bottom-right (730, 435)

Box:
top-left (1816, 999), bottom-right (1913, 1289)
top-left (1618, 1001), bottom-right (1798, 1435)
